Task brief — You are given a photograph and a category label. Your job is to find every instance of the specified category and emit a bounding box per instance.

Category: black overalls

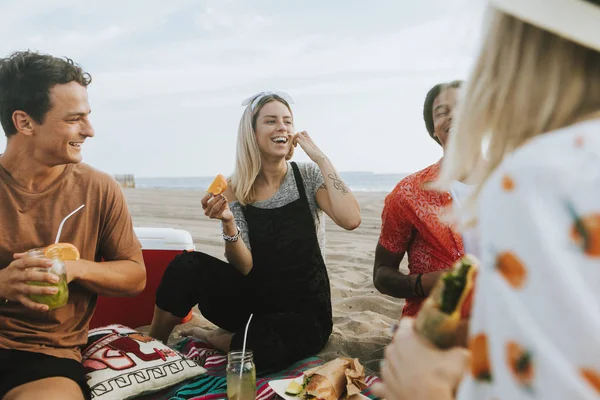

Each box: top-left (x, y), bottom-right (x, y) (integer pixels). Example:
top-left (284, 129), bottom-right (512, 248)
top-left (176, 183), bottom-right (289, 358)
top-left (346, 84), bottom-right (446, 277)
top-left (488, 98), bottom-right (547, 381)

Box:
top-left (156, 162), bottom-right (333, 371)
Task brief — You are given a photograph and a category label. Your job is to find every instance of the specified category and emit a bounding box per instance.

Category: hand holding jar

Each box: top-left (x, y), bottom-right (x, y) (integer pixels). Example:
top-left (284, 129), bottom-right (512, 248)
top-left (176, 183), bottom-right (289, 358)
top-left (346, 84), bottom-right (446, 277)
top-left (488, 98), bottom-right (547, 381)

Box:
top-left (0, 243), bottom-right (79, 311)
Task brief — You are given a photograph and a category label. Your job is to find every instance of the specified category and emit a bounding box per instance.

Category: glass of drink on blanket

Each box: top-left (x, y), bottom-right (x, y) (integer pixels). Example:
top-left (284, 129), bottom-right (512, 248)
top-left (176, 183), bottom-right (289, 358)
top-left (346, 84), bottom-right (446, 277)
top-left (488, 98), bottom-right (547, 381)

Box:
top-left (226, 350), bottom-right (256, 400)
top-left (26, 248), bottom-right (69, 310)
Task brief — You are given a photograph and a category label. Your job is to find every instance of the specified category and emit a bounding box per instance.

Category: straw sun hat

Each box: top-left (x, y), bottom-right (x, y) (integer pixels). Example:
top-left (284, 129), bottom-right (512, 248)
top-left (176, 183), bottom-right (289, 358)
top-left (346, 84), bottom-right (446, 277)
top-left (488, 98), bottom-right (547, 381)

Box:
top-left (489, 0), bottom-right (600, 52)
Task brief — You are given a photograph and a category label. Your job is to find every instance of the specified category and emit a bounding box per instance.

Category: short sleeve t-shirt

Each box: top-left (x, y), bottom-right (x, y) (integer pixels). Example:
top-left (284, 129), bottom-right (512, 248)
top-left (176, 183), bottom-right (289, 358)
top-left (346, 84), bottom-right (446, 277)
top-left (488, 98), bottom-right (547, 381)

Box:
top-left (0, 162), bottom-right (142, 361)
top-left (378, 162), bottom-right (465, 317)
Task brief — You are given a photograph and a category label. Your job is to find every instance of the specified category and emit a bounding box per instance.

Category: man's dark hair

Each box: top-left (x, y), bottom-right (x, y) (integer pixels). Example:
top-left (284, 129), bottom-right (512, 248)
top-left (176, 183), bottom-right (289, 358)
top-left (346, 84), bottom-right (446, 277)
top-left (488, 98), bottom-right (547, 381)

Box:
top-left (0, 50), bottom-right (92, 137)
top-left (423, 80), bottom-right (463, 145)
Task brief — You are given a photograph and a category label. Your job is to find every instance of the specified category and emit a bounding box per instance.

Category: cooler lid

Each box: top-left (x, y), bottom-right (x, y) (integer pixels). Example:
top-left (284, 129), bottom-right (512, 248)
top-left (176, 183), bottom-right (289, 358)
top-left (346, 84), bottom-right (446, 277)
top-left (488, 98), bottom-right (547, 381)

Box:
top-left (134, 227), bottom-right (195, 251)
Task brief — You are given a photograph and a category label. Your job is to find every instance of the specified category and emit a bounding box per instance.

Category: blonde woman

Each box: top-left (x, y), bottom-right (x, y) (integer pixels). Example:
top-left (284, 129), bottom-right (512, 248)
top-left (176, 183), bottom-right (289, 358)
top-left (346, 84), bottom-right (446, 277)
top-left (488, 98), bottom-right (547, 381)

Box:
top-left (149, 92), bottom-right (361, 371)
top-left (374, 0), bottom-right (600, 399)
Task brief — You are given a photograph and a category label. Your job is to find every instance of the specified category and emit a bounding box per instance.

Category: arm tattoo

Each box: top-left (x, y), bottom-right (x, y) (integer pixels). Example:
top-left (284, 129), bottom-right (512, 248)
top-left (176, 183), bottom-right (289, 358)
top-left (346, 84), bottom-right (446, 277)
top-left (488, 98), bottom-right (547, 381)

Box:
top-left (327, 174), bottom-right (350, 195)
top-left (318, 183), bottom-right (327, 190)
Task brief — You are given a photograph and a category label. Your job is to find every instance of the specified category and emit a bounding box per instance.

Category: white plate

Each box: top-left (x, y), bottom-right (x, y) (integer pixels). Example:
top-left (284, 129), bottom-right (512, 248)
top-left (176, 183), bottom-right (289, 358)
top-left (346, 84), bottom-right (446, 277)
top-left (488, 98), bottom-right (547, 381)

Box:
top-left (268, 376), bottom-right (369, 400)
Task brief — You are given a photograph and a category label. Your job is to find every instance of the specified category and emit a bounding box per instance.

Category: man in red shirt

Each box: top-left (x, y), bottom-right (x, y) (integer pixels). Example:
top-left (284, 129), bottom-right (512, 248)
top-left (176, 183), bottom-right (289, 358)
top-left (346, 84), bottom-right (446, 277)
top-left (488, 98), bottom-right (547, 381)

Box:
top-left (373, 80), bottom-right (466, 317)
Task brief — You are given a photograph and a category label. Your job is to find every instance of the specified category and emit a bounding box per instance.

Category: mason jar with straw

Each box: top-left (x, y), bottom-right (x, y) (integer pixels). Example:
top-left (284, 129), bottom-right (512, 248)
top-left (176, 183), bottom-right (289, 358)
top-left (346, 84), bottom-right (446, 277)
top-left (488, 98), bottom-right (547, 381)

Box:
top-left (25, 204), bottom-right (85, 310)
top-left (226, 314), bottom-right (256, 400)
top-left (26, 249), bottom-right (69, 310)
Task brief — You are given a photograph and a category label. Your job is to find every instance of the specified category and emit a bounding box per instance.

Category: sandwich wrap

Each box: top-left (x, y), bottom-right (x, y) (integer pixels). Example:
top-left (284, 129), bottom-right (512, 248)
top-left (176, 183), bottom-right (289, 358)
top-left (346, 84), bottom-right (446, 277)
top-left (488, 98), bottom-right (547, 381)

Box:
top-left (414, 254), bottom-right (479, 349)
top-left (302, 357), bottom-right (368, 400)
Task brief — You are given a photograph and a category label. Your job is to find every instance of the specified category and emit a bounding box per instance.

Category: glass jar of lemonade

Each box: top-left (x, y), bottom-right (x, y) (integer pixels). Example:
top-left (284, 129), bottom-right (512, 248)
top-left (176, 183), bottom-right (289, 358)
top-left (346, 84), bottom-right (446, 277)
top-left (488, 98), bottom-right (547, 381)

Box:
top-left (226, 350), bottom-right (256, 400)
top-left (26, 248), bottom-right (69, 310)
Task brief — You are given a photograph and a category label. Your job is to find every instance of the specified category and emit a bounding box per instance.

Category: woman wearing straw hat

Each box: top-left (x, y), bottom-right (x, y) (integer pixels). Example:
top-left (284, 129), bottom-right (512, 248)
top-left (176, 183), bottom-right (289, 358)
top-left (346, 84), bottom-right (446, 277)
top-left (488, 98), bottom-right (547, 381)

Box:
top-left (373, 0), bottom-right (600, 399)
top-left (149, 92), bottom-right (361, 371)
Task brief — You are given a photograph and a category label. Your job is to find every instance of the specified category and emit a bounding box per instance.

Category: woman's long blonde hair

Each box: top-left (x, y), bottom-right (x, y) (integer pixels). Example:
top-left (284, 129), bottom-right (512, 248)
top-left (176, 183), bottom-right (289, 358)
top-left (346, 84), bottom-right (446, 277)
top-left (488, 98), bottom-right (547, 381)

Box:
top-left (433, 8), bottom-right (600, 220)
top-left (230, 94), bottom-right (294, 205)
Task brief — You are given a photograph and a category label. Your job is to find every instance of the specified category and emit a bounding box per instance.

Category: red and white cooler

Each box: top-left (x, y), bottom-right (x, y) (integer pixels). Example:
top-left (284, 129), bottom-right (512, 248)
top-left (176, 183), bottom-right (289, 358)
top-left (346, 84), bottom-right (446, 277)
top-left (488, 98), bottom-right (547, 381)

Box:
top-left (89, 227), bottom-right (195, 329)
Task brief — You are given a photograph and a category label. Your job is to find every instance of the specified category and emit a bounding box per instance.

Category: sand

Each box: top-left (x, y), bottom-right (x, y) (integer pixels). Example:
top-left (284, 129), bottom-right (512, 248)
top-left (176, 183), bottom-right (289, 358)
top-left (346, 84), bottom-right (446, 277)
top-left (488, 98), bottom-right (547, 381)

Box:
top-left (124, 188), bottom-right (408, 375)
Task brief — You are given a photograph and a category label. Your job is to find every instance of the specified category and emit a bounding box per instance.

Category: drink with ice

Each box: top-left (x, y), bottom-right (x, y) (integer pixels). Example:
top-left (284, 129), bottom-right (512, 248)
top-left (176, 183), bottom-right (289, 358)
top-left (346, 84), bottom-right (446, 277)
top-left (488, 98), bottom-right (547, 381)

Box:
top-left (24, 205), bottom-right (84, 309)
top-left (26, 248), bottom-right (69, 310)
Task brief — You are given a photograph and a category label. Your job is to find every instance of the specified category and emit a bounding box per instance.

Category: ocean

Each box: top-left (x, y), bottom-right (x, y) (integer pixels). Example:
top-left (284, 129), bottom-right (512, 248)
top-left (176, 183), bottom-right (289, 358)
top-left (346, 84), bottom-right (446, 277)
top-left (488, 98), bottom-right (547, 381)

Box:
top-left (134, 171), bottom-right (408, 193)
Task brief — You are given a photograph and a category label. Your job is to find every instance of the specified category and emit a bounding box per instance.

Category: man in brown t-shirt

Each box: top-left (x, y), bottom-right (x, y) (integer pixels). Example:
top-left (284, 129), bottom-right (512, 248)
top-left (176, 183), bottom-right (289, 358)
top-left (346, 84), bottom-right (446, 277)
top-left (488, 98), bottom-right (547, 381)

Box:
top-left (0, 52), bottom-right (146, 400)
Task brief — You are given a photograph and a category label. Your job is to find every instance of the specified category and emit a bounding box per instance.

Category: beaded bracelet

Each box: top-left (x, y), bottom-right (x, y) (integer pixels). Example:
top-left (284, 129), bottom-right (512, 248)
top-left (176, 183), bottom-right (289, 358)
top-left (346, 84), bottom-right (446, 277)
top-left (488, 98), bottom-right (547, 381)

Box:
top-left (222, 225), bottom-right (242, 242)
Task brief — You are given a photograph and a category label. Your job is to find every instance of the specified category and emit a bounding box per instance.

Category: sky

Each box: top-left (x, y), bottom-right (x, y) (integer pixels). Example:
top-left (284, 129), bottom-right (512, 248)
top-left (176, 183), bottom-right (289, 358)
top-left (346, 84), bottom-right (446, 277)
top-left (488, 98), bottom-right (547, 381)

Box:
top-left (0, 0), bottom-right (486, 178)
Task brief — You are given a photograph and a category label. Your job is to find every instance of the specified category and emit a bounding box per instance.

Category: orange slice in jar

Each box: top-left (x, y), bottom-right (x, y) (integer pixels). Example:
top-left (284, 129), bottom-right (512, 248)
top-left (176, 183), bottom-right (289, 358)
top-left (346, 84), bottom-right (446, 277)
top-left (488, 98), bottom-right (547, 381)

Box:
top-left (45, 243), bottom-right (80, 260)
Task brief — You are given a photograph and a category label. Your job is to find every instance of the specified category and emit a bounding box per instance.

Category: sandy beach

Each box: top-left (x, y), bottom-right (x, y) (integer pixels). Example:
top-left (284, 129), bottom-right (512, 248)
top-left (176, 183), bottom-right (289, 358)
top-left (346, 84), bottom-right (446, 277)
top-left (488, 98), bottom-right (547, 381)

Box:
top-left (125, 188), bottom-right (408, 375)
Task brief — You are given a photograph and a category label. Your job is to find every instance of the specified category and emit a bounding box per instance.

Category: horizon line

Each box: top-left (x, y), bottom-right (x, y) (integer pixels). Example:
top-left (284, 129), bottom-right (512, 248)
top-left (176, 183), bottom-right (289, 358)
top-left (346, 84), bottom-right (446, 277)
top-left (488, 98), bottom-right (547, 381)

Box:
top-left (127, 170), bottom-right (411, 179)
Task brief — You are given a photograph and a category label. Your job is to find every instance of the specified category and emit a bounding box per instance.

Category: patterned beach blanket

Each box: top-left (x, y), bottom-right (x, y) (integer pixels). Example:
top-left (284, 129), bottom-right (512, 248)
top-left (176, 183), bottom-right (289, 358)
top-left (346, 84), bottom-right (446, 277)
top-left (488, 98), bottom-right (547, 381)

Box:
top-left (138, 337), bottom-right (380, 400)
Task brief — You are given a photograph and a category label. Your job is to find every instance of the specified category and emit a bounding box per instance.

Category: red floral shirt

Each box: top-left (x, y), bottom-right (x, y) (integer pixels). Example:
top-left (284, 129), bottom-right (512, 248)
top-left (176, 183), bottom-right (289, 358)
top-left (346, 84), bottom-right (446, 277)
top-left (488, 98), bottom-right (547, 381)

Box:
top-left (379, 161), bottom-right (464, 317)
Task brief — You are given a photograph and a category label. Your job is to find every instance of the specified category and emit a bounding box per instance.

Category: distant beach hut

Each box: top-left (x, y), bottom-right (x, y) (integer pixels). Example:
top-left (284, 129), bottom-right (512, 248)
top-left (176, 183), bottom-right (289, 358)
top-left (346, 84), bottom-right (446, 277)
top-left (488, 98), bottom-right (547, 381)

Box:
top-left (115, 174), bottom-right (135, 188)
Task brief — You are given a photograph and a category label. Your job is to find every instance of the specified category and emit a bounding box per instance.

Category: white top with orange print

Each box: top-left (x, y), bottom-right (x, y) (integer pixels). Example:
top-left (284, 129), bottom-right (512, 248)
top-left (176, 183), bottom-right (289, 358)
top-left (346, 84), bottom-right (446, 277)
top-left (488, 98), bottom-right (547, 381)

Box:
top-left (457, 118), bottom-right (600, 400)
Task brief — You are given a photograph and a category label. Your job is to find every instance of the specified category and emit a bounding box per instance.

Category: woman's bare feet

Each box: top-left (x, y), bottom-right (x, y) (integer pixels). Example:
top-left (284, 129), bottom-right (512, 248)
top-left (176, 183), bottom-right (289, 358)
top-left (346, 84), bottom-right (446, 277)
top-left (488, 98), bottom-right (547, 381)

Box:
top-left (179, 327), bottom-right (234, 353)
top-left (180, 326), bottom-right (211, 340)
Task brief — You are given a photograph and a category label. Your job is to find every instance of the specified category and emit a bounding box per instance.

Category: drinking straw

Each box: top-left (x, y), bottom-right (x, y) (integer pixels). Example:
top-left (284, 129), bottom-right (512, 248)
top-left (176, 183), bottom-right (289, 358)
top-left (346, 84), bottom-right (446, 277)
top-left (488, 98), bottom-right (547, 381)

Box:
top-left (55, 204), bottom-right (85, 243)
top-left (239, 313), bottom-right (253, 379)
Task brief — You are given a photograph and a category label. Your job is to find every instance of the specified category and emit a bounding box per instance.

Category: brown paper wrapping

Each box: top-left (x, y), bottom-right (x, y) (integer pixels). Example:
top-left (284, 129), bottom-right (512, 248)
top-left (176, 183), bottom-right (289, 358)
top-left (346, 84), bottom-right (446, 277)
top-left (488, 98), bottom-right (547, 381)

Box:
top-left (303, 357), bottom-right (368, 400)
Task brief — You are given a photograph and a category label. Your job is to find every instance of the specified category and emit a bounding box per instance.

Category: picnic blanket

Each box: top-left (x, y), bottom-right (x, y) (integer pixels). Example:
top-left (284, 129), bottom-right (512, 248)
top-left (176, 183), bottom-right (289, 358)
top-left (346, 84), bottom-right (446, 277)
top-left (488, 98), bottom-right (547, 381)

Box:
top-left (137, 337), bottom-right (380, 400)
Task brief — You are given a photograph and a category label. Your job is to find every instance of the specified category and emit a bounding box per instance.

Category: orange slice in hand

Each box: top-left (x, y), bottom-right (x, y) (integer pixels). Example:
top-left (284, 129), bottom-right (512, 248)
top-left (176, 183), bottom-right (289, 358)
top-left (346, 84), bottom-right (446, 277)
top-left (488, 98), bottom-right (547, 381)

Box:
top-left (207, 174), bottom-right (227, 196)
top-left (45, 243), bottom-right (80, 260)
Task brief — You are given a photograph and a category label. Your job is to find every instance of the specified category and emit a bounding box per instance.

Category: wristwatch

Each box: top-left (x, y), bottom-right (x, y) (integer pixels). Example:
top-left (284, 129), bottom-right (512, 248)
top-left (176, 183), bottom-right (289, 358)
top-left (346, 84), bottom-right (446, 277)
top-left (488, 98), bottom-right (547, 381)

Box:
top-left (222, 225), bottom-right (242, 242)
